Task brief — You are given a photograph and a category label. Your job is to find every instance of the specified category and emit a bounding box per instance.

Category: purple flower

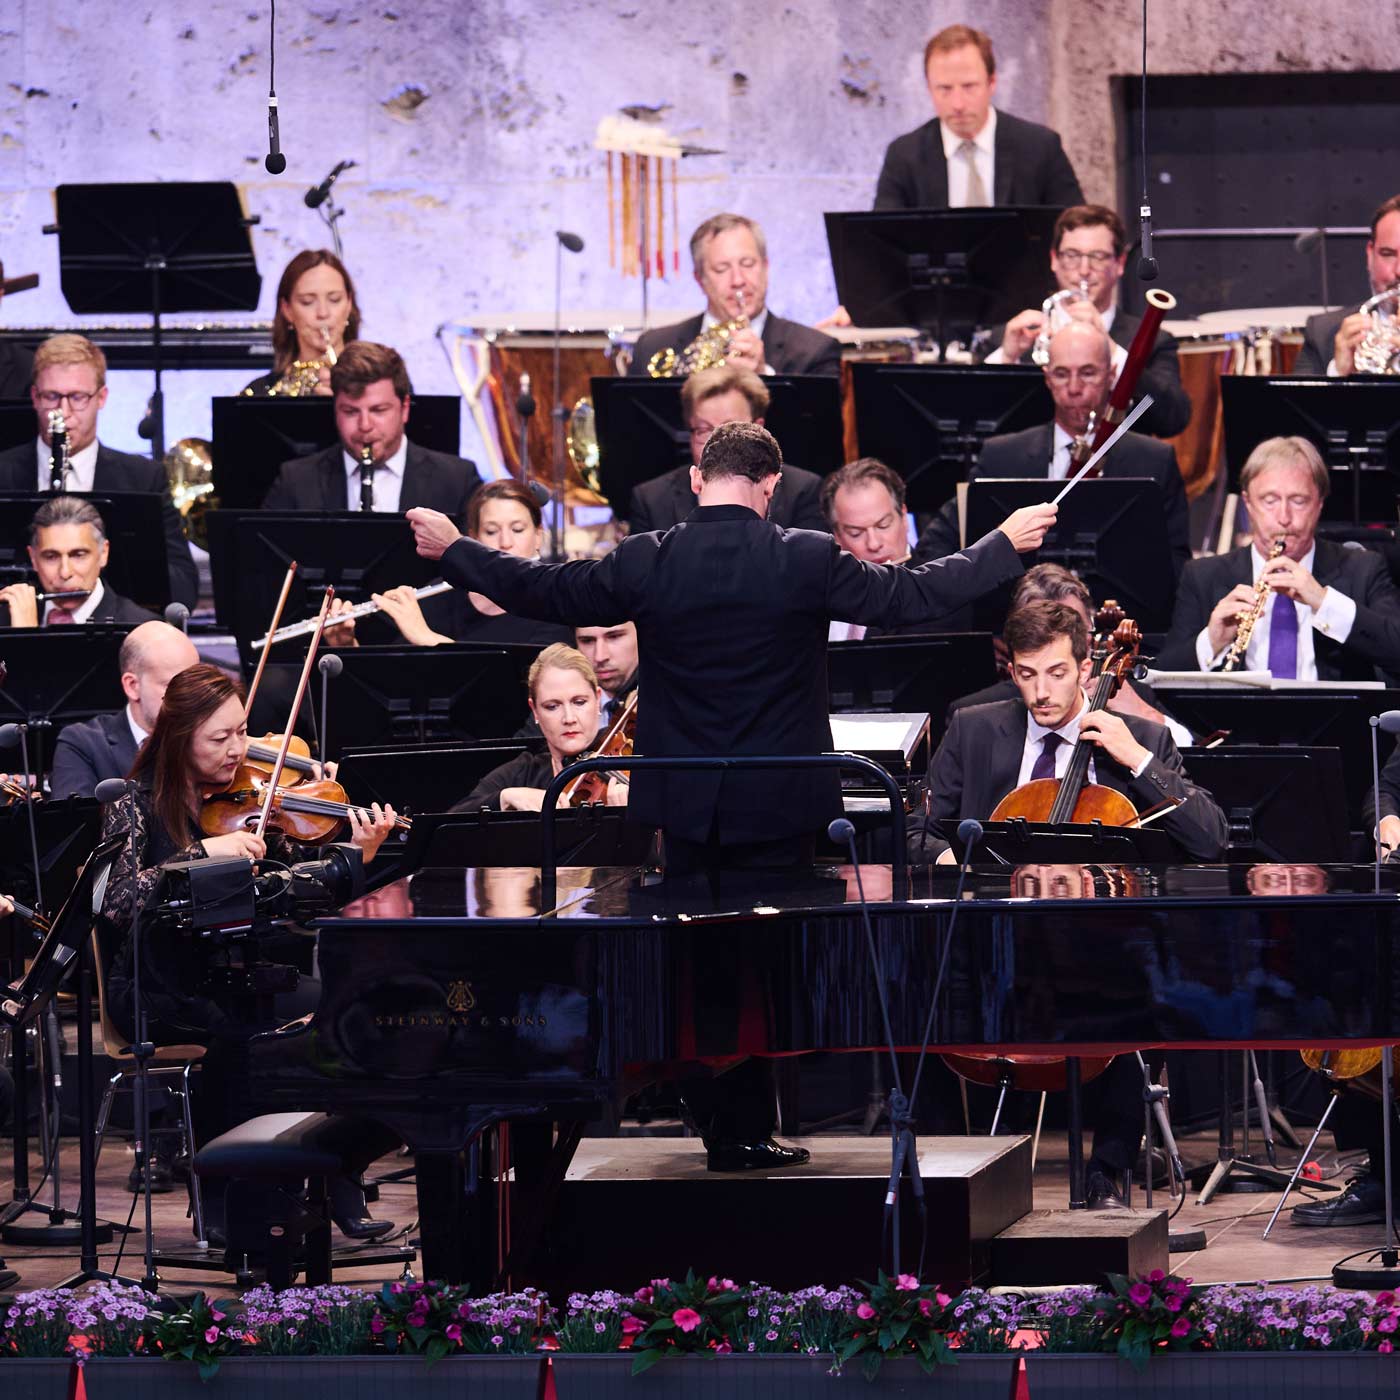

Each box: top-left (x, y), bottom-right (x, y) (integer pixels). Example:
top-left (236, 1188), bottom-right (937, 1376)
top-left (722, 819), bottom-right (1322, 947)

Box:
top-left (1170, 1317), bottom-right (1190, 1339)
top-left (204, 1326), bottom-right (220, 1344)
top-left (1129, 1284), bottom-right (1153, 1306)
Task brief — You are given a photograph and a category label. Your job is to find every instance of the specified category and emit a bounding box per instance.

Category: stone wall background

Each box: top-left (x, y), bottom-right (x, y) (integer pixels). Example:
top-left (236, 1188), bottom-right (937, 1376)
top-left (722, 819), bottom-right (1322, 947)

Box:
top-left (0, 0), bottom-right (1390, 455)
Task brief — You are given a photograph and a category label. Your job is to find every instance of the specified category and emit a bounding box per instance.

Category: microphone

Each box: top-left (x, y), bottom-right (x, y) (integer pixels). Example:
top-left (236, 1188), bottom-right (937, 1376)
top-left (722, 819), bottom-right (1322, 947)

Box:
top-left (163, 602), bottom-right (189, 633)
top-left (0, 721), bottom-right (23, 749)
top-left (304, 159), bottom-right (355, 209)
top-left (1134, 1), bottom-right (1157, 281)
top-left (317, 651), bottom-right (343, 767)
top-left (1376, 710), bottom-right (1400, 734)
top-left (318, 652), bottom-right (343, 679)
top-left (526, 479), bottom-right (552, 510)
top-left (556, 231), bottom-right (585, 254)
top-left (94, 777), bottom-right (131, 804)
top-left (517, 372), bottom-right (536, 420)
top-left (827, 817), bottom-right (856, 844)
top-left (1137, 204), bottom-right (1158, 282)
top-left (956, 818), bottom-right (984, 850)
top-left (265, 94), bottom-right (286, 174)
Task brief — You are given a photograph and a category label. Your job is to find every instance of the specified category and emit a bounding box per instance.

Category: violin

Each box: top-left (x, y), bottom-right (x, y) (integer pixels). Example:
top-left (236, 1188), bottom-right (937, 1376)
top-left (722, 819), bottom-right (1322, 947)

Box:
top-left (244, 732), bottom-right (317, 784)
top-left (561, 690), bottom-right (638, 806)
top-left (200, 765), bottom-right (412, 845)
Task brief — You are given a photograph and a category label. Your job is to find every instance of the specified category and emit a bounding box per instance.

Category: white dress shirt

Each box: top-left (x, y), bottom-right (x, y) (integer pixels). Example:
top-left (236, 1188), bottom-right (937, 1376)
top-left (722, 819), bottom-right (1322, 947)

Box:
top-left (941, 109), bottom-right (996, 208)
top-left (1193, 542), bottom-right (1357, 677)
top-left (35, 436), bottom-right (100, 493)
top-left (1017, 690), bottom-right (1154, 787)
top-left (342, 436), bottom-right (409, 513)
top-left (828, 620), bottom-right (867, 642)
top-left (126, 705), bottom-right (151, 750)
top-left (43, 577), bottom-right (104, 625)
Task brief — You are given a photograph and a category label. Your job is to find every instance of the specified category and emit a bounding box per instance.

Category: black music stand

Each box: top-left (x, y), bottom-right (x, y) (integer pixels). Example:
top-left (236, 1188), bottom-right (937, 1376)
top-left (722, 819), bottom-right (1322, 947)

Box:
top-left (1177, 746), bottom-right (1350, 862)
top-left (825, 207), bottom-right (1060, 358)
top-left (591, 376), bottom-right (844, 522)
top-left (964, 478), bottom-right (1175, 630)
top-left (0, 492), bottom-right (171, 612)
top-left (210, 395), bottom-right (463, 512)
top-left (50, 182), bottom-right (262, 460)
top-left (0, 629), bottom-right (128, 775)
top-left (336, 741), bottom-right (546, 815)
top-left (936, 818), bottom-right (1174, 864)
top-left (850, 364), bottom-right (1054, 511)
top-left (409, 808), bottom-right (653, 871)
top-left (1220, 377), bottom-right (1400, 527)
top-left (0, 399), bottom-right (32, 453)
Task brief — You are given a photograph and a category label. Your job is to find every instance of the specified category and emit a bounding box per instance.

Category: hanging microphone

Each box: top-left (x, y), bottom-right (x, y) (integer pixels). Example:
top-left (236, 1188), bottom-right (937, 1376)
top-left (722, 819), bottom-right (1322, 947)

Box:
top-left (1137, 204), bottom-right (1158, 282)
top-left (517, 372), bottom-right (536, 420)
top-left (265, 95), bottom-right (286, 175)
top-left (1135, 0), bottom-right (1157, 281)
top-left (556, 231), bottom-right (585, 254)
top-left (305, 159), bottom-right (356, 209)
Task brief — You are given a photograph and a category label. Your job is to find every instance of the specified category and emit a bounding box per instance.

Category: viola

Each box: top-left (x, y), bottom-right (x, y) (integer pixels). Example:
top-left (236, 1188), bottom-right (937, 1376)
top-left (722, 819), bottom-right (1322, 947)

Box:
top-left (200, 765), bottom-right (412, 845)
top-left (561, 690), bottom-right (638, 806)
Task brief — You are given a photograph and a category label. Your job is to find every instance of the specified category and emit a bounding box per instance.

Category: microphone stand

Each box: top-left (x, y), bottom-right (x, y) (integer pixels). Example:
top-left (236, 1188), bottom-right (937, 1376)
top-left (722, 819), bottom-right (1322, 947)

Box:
top-left (317, 653), bottom-right (343, 767)
top-left (515, 374), bottom-right (536, 485)
top-left (549, 232), bottom-right (584, 561)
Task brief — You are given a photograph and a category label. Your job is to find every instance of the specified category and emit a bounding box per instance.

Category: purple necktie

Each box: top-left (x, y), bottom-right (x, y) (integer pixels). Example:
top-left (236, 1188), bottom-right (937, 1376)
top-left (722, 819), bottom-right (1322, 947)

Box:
top-left (1266, 591), bottom-right (1299, 679)
top-left (1030, 731), bottom-right (1062, 781)
top-left (46, 607), bottom-right (76, 626)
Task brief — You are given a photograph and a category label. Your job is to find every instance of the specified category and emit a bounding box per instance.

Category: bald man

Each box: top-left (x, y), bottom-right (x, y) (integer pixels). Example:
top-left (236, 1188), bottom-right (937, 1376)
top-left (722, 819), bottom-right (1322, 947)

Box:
top-left (49, 621), bottom-right (200, 798)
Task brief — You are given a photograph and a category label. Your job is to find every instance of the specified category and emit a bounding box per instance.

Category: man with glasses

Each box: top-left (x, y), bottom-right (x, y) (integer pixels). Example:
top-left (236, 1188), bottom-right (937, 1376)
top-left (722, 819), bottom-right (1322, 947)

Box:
top-left (912, 322), bottom-right (1189, 572)
top-left (626, 365), bottom-right (826, 534)
top-left (0, 334), bottom-right (198, 608)
top-left (982, 205), bottom-right (1190, 440)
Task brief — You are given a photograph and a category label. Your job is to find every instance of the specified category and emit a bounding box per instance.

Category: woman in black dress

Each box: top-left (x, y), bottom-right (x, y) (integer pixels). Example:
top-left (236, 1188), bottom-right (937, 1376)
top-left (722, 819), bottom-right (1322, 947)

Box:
top-left (241, 248), bottom-right (361, 397)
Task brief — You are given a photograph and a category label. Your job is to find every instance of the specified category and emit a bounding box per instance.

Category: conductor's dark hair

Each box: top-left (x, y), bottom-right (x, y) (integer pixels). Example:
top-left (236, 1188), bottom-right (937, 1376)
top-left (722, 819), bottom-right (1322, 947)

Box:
top-left (697, 420), bottom-right (782, 484)
top-left (1003, 599), bottom-right (1090, 665)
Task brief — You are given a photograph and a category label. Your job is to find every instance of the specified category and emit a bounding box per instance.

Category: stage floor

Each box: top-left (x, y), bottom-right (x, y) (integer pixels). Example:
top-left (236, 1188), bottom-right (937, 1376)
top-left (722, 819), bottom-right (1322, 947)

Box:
top-left (0, 1125), bottom-right (1377, 1293)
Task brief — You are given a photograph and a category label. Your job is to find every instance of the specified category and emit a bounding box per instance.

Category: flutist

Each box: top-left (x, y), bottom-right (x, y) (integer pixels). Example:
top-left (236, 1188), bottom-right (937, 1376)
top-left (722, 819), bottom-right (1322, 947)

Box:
top-left (1156, 436), bottom-right (1400, 681)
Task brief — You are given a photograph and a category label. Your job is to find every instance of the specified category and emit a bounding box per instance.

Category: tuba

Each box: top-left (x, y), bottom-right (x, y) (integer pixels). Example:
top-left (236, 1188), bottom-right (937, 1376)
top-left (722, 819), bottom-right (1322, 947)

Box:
top-left (1031, 280), bottom-right (1092, 366)
top-left (1353, 285), bottom-right (1400, 375)
top-left (648, 290), bottom-right (750, 378)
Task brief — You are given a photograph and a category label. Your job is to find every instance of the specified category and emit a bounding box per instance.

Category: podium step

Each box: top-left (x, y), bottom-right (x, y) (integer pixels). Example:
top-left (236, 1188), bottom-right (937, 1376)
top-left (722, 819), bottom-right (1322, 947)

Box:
top-left (531, 1134), bottom-right (1032, 1295)
top-left (992, 1207), bottom-right (1169, 1285)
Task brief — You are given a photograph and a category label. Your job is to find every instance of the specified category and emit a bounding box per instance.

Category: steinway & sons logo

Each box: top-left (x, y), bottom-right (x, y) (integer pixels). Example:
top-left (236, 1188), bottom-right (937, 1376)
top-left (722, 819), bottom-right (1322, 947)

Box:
top-left (446, 980), bottom-right (476, 1013)
top-left (372, 975), bottom-right (549, 1030)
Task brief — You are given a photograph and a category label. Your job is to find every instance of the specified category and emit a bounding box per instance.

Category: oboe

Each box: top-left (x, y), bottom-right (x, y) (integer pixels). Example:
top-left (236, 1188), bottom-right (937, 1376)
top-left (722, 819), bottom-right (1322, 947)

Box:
top-left (358, 443), bottom-right (375, 512)
top-left (1218, 536), bottom-right (1287, 672)
top-left (47, 410), bottom-right (69, 492)
top-left (251, 581), bottom-right (453, 650)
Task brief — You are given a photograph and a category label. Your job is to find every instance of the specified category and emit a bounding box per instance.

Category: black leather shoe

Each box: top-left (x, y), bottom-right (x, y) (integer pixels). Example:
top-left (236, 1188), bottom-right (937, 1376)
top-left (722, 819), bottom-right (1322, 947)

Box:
top-left (1085, 1168), bottom-right (1128, 1210)
top-left (329, 1175), bottom-right (395, 1240)
top-left (706, 1138), bottom-right (811, 1172)
top-left (127, 1155), bottom-right (174, 1194)
top-left (1291, 1176), bottom-right (1387, 1227)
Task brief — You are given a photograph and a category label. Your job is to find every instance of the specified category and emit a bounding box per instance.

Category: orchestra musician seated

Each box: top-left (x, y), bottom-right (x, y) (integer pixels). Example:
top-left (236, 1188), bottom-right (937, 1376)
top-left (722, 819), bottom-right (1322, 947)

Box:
top-left (261, 340), bottom-right (483, 515)
top-left (450, 644), bottom-right (628, 812)
top-left (627, 213), bottom-right (840, 379)
top-left (512, 622), bottom-right (639, 741)
top-left (981, 204), bottom-right (1190, 438)
top-left (98, 664), bottom-right (399, 1243)
top-left (1155, 435), bottom-right (1400, 681)
top-left (241, 248), bottom-right (359, 397)
top-left (323, 479), bottom-right (573, 648)
top-left (628, 366), bottom-right (825, 534)
top-left (910, 322), bottom-right (1190, 575)
top-left (49, 620), bottom-right (199, 798)
top-left (0, 496), bottom-right (158, 627)
top-left (0, 334), bottom-right (198, 607)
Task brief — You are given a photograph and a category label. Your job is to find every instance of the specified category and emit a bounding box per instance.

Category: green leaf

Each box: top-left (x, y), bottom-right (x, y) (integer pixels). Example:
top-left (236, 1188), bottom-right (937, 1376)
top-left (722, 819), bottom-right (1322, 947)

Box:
top-left (631, 1348), bottom-right (664, 1376)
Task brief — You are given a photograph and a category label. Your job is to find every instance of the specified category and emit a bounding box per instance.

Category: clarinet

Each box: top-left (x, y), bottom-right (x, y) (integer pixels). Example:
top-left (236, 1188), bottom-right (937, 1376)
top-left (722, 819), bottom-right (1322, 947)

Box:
top-left (47, 410), bottom-right (69, 492)
top-left (358, 443), bottom-right (375, 512)
top-left (1217, 536), bottom-right (1287, 672)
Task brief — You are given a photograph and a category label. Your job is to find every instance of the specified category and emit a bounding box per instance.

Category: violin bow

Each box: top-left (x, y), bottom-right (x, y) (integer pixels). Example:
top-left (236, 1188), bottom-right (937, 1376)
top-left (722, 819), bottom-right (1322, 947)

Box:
top-left (243, 560), bottom-right (299, 722)
top-left (253, 586), bottom-right (334, 842)
top-left (1051, 394), bottom-right (1155, 505)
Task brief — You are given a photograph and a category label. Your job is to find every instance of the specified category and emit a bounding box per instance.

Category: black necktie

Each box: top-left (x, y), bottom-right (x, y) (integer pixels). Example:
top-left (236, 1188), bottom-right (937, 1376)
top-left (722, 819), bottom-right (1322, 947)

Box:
top-left (1030, 732), bottom-right (1062, 781)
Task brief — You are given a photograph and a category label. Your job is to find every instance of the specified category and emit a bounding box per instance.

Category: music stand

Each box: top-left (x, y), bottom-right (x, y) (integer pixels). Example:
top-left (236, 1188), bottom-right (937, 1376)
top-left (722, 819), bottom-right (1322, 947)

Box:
top-left (205, 511), bottom-right (440, 654)
top-left (964, 478), bottom-right (1175, 630)
top-left (210, 395), bottom-right (463, 512)
top-left (825, 207), bottom-right (1060, 358)
top-left (0, 629), bottom-right (128, 775)
top-left (850, 364), bottom-right (1054, 511)
top-left (1177, 746), bottom-right (1350, 862)
top-left (1220, 377), bottom-right (1400, 526)
top-left (591, 376), bottom-right (844, 522)
top-left (50, 182), bottom-right (262, 459)
top-left (936, 818), bottom-right (1174, 864)
top-left (0, 399), bottom-right (32, 453)
top-left (0, 492), bottom-right (171, 611)
top-left (335, 741), bottom-right (546, 815)
top-left (407, 808), bottom-right (653, 870)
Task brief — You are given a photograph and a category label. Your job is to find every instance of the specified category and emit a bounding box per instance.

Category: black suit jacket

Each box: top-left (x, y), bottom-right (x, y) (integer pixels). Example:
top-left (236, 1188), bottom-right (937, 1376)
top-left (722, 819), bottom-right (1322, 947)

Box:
top-left (1155, 540), bottom-right (1400, 681)
top-left (627, 312), bottom-right (841, 378)
top-left (909, 697), bottom-right (1228, 862)
top-left (911, 423), bottom-right (1190, 573)
top-left (873, 111), bottom-right (1083, 212)
top-left (50, 708), bottom-right (139, 799)
top-left (440, 507), bottom-right (1023, 844)
top-left (0, 342), bottom-right (33, 399)
top-left (262, 441), bottom-right (484, 515)
top-left (1294, 305), bottom-right (1354, 377)
top-left (0, 440), bottom-right (198, 608)
top-left (627, 463), bottom-right (826, 535)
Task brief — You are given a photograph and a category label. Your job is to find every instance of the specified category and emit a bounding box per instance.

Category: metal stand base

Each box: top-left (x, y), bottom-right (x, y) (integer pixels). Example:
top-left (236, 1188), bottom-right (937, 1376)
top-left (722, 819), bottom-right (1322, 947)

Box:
top-left (2, 1209), bottom-right (112, 1247)
top-left (1169, 1227), bottom-right (1207, 1253)
top-left (1196, 1155), bottom-right (1294, 1203)
top-left (1333, 1251), bottom-right (1400, 1290)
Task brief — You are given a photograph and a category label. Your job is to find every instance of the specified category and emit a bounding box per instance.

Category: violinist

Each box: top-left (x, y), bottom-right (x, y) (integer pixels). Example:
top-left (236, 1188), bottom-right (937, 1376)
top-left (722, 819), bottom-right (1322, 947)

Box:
top-left (98, 664), bottom-right (398, 1240)
top-left (909, 598), bottom-right (1226, 865)
top-left (451, 644), bottom-right (628, 812)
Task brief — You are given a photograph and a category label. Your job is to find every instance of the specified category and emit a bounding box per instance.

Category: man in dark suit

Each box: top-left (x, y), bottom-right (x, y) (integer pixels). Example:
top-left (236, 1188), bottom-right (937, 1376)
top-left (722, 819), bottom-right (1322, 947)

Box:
top-left (0, 496), bottom-right (157, 627)
top-left (410, 422), bottom-right (1056, 1172)
top-left (49, 620), bottom-right (199, 798)
top-left (627, 366), bottom-right (825, 533)
top-left (1156, 435), bottom-right (1400, 680)
top-left (0, 333), bottom-right (197, 608)
top-left (263, 340), bottom-right (482, 514)
top-left (874, 25), bottom-right (1082, 212)
top-left (627, 214), bottom-right (840, 379)
top-left (1295, 193), bottom-right (1400, 376)
top-left (912, 322), bottom-right (1190, 572)
top-left (982, 205), bottom-right (1190, 439)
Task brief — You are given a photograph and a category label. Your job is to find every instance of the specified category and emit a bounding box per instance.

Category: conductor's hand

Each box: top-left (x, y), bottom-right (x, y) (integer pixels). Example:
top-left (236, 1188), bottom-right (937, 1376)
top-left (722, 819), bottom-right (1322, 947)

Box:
top-left (201, 831), bottom-right (267, 862)
top-left (998, 503), bottom-right (1058, 553)
top-left (1206, 582), bottom-right (1261, 654)
top-left (0, 583), bottom-right (38, 629)
top-left (1333, 312), bottom-right (1371, 377)
top-left (346, 802), bottom-right (397, 863)
top-left (1078, 711), bottom-right (1152, 773)
top-left (408, 508), bottom-right (462, 560)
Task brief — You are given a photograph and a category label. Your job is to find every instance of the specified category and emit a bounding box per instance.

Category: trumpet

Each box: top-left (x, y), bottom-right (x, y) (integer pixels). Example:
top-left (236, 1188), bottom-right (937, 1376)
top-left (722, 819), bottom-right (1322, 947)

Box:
top-left (1031, 280), bottom-right (1092, 366)
top-left (47, 410), bottom-right (69, 492)
top-left (252, 581), bottom-right (454, 650)
top-left (1218, 536), bottom-right (1287, 672)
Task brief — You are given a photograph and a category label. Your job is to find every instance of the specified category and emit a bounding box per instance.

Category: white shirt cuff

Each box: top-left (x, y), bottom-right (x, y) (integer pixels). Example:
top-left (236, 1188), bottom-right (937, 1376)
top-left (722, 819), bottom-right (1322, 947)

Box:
top-left (1326, 357), bottom-right (1340, 377)
top-left (1311, 586), bottom-right (1356, 642)
top-left (1110, 342), bottom-right (1129, 377)
top-left (1164, 717), bottom-right (1194, 750)
top-left (1193, 626), bottom-right (1225, 672)
top-left (1131, 751), bottom-right (1153, 778)
top-left (984, 346), bottom-right (1008, 365)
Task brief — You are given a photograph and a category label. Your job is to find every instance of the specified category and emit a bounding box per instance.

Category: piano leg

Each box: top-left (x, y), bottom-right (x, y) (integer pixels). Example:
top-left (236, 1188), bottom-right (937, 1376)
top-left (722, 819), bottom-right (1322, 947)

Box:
top-left (414, 1141), bottom-right (499, 1288)
top-left (1066, 1057), bottom-right (1087, 1209)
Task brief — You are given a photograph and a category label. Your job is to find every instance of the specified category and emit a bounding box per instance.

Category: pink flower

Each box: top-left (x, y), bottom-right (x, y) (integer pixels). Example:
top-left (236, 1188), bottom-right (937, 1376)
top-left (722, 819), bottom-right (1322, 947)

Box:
top-left (1170, 1317), bottom-right (1190, 1339)
top-left (370, 1315), bottom-right (386, 1335)
top-left (1382, 1340), bottom-right (1394, 1354)
top-left (390, 1282), bottom-right (405, 1295)
top-left (672, 1308), bottom-right (702, 1333)
top-left (445, 1324), bottom-right (462, 1342)
top-left (895, 1274), bottom-right (919, 1291)
top-left (918, 1299), bottom-right (933, 1318)
top-left (936, 1292), bottom-right (951, 1307)
top-left (634, 1287), bottom-right (653, 1304)
top-left (856, 1303), bottom-right (877, 1321)
top-left (1164, 1296), bottom-right (1183, 1313)
top-left (716, 1341), bottom-right (732, 1354)
top-left (1379, 1315), bottom-right (1398, 1334)
top-left (204, 1326), bottom-right (219, 1344)
top-left (211, 1310), bottom-right (225, 1322)
top-left (621, 1316), bottom-right (645, 1336)
top-left (1148, 1269), bottom-right (1166, 1284)
top-left (1129, 1284), bottom-right (1152, 1306)
top-left (1380, 1292), bottom-right (1397, 1307)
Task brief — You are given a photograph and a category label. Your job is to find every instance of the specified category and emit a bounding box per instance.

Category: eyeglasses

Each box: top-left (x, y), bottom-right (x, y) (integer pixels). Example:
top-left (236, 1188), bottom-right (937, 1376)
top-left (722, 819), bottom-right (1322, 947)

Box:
top-left (36, 391), bottom-right (97, 410)
top-left (1055, 250), bottom-right (1116, 268)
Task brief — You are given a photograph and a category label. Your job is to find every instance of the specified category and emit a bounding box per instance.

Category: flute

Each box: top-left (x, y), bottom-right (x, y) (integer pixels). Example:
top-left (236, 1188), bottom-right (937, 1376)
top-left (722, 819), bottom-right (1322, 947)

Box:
top-left (251, 580), bottom-right (453, 650)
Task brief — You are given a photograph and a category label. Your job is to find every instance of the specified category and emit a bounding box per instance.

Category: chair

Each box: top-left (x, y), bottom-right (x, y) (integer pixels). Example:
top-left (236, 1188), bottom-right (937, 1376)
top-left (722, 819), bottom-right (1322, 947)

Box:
top-left (90, 932), bottom-right (209, 1246)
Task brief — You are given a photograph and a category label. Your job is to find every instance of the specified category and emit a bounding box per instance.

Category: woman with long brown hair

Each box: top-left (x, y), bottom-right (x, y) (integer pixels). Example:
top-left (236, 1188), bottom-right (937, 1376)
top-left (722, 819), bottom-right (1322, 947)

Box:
top-left (241, 248), bottom-right (361, 397)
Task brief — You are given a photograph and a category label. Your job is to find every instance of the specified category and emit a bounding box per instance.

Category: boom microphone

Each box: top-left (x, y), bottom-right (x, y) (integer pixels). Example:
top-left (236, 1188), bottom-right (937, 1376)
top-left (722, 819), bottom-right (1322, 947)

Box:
top-left (265, 95), bottom-right (286, 175)
top-left (305, 159), bottom-right (355, 209)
